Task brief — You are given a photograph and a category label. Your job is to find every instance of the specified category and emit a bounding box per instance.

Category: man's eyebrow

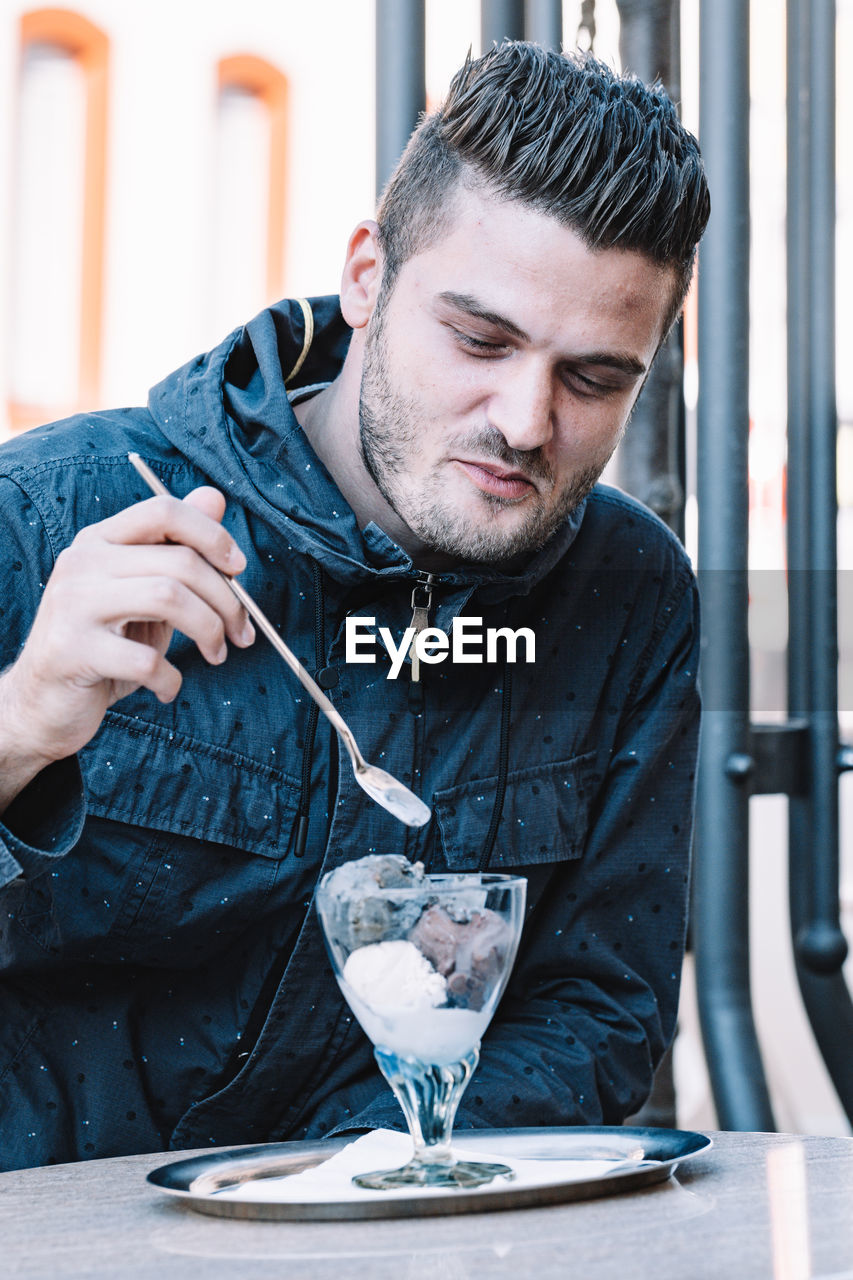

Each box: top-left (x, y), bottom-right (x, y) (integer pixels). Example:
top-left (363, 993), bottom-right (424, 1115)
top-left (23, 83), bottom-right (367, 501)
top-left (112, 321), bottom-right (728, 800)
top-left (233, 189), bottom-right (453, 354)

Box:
top-left (572, 351), bottom-right (649, 378)
top-left (437, 290), bottom-right (648, 378)
top-left (437, 291), bottom-right (530, 343)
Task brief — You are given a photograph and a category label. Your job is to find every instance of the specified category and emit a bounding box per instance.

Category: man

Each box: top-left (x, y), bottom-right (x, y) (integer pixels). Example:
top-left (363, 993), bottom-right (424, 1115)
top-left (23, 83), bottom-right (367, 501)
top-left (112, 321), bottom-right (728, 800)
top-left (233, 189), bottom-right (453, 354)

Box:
top-left (0, 42), bottom-right (709, 1170)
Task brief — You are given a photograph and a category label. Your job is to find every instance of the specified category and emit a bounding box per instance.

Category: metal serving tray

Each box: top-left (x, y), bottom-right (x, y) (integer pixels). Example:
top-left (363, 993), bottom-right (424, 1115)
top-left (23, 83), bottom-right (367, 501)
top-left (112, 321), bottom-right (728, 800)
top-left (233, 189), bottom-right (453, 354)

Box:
top-left (147, 1126), bottom-right (712, 1221)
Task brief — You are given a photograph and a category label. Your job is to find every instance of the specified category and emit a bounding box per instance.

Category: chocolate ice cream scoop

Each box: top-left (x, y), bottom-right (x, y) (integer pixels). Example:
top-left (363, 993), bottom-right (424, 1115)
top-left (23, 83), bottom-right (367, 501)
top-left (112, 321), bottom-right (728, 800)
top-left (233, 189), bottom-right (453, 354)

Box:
top-left (320, 854), bottom-right (427, 950)
top-left (408, 904), bottom-right (512, 1011)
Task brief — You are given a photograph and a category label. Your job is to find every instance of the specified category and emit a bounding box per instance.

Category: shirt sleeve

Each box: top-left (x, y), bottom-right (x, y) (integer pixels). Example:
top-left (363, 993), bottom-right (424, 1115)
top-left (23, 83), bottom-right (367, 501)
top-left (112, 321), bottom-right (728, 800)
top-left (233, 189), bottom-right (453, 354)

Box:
top-left (327, 567), bottom-right (701, 1137)
top-left (0, 474), bottom-right (86, 887)
top-left (0, 757), bottom-right (87, 886)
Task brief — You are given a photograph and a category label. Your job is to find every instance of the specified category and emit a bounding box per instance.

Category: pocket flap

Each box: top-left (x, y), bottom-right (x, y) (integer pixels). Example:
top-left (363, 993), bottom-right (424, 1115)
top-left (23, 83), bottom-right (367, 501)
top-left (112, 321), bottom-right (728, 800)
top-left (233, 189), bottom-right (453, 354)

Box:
top-left (80, 710), bottom-right (301, 859)
top-left (433, 752), bottom-right (600, 871)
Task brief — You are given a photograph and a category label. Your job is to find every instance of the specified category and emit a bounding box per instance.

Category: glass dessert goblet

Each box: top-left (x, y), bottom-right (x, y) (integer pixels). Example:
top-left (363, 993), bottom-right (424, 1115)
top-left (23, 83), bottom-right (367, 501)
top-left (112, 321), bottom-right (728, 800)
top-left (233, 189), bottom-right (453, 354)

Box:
top-left (315, 857), bottom-right (527, 1190)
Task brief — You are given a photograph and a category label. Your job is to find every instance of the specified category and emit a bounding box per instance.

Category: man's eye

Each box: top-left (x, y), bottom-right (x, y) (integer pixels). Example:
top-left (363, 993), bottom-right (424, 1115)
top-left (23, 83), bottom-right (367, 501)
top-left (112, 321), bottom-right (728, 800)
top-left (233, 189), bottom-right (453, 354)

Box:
top-left (564, 369), bottom-right (614, 397)
top-left (455, 330), bottom-right (506, 355)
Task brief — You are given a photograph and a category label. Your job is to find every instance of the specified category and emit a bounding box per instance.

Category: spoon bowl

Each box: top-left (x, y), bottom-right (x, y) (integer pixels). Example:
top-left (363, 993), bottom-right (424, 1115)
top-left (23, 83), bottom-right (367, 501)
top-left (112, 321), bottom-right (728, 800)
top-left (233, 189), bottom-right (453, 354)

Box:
top-left (354, 762), bottom-right (432, 827)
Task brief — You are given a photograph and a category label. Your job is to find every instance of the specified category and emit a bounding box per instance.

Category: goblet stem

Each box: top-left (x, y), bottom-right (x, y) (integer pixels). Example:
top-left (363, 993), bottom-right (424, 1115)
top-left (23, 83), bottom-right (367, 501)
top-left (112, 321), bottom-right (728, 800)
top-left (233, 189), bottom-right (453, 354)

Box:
top-left (352, 1045), bottom-right (515, 1190)
top-left (378, 1044), bottom-right (478, 1163)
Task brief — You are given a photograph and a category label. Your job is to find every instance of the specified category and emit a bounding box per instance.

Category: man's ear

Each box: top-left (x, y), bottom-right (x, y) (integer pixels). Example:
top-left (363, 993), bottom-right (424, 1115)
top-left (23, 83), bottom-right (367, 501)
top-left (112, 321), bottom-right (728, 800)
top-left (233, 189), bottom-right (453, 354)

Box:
top-left (340, 220), bottom-right (383, 330)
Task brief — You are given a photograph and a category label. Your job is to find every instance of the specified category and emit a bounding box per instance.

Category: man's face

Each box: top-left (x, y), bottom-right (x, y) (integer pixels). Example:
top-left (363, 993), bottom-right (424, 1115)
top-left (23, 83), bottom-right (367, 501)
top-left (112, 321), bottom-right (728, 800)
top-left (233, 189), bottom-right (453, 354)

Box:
top-left (358, 185), bottom-right (676, 564)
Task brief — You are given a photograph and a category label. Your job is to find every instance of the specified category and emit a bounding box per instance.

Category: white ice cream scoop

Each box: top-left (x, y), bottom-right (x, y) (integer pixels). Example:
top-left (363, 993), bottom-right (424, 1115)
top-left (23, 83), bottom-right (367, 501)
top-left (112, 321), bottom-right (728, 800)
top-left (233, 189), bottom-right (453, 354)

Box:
top-left (343, 940), bottom-right (447, 1011)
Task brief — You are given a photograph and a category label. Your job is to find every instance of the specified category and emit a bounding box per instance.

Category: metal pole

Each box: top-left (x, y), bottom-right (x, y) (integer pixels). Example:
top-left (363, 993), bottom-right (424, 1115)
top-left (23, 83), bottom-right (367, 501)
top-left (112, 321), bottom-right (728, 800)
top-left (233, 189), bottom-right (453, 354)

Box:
top-left (615, 0), bottom-right (678, 86)
top-left (785, 0), bottom-right (811, 689)
top-left (613, 0), bottom-right (684, 537)
top-left (803, 0), bottom-right (844, 969)
top-left (694, 0), bottom-right (775, 1129)
top-left (786, 0), bottom-right (853, 1122)
top-left (525, 0), bottom-right (563, 50)
top-left (610, 0), bottom-right (684, 1130)
top-left (375, 0), bottom-right (426, 199)
top-left (481, 0), bottom-right (525, 48)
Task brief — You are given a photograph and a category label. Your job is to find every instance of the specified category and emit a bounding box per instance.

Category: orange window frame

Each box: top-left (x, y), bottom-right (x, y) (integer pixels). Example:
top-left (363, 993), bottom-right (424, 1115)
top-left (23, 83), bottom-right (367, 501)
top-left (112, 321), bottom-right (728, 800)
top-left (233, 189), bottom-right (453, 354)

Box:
top-left (217, 55), bottom-right (289, 301)
top-left (9, 8), bottom-right (109, 432)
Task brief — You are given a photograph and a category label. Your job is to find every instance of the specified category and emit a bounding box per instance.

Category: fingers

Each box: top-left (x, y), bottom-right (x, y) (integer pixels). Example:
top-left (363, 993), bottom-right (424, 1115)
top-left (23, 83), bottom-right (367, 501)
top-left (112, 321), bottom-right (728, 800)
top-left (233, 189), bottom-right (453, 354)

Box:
top-left (60, 489), bottom-right (256, 653)
top-left (3, 485), bottom-right (259, 771)
top-left (77, 492), bottom-right (246, 575)
top-left (102, 574), bottom-right (232, 667)
top-left (49, 562), bottom-right (249, 667)
top-left (181, 485), bottom-right (227, 522)
top-left (63, 541), bottom-right (256, 651)
top-left (86, 630), bottom-right (184, 704)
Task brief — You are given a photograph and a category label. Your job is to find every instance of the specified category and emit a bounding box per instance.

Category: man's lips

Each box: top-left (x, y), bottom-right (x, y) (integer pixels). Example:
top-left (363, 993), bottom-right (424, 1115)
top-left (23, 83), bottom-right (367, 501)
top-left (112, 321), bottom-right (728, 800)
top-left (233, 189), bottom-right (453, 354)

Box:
top-left (454, 459), bottom-right (536, 500)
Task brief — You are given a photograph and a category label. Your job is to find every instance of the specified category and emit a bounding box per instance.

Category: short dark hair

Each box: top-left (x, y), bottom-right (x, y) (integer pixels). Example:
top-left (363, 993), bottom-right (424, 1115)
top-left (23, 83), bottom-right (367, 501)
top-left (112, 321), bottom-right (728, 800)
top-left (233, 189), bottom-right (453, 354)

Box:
top-left (376, 42), bottom-right (710, 330)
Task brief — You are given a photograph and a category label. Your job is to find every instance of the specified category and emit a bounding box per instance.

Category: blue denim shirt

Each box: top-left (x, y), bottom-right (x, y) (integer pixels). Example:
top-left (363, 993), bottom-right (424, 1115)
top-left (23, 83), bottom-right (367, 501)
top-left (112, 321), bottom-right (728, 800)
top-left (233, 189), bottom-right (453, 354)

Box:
top-left (0, 297), bottom-right (699, 1171)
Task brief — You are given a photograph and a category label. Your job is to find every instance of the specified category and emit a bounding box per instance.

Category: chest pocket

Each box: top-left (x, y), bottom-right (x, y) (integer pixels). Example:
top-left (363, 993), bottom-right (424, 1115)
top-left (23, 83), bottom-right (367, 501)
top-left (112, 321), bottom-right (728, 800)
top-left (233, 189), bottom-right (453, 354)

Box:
top-left (82, 710), bottom-right (302, 859)
top-left (433, 752), bottom-right (600, 871)
top-left (10, 711), bottom-right (304, 968)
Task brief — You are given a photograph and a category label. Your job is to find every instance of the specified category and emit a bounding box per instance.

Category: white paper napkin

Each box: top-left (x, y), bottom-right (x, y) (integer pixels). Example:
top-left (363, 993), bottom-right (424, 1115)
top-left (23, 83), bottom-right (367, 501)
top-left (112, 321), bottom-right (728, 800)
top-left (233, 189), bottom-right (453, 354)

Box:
top-left (212, 1128), bottom-right (645, 1203)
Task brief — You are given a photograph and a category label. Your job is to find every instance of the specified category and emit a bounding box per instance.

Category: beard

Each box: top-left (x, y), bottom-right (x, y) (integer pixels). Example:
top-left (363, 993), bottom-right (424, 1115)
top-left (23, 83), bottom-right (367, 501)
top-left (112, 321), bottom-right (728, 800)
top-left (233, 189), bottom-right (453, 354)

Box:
top-left (358, 311), bottom-right (613, 564)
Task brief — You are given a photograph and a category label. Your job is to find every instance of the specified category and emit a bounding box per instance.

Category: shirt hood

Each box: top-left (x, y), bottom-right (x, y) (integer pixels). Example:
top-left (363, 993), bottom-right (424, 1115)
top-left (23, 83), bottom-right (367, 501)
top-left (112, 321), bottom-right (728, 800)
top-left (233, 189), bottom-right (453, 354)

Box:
top-left (148, 296), bottom-right (587, 599)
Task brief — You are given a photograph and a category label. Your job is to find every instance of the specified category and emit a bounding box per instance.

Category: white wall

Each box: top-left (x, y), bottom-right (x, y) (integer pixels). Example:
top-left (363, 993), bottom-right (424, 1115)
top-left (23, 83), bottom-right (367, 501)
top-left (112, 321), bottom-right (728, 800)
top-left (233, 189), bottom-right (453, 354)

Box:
top-left (0, 0), bottom-right (378, 420)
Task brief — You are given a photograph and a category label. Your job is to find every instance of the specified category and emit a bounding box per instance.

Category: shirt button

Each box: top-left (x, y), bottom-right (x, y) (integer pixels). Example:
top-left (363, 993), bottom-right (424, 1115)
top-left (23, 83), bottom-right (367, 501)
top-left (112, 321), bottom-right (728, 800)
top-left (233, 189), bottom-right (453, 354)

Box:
top-left (316, 666), bottom-right (339, 689)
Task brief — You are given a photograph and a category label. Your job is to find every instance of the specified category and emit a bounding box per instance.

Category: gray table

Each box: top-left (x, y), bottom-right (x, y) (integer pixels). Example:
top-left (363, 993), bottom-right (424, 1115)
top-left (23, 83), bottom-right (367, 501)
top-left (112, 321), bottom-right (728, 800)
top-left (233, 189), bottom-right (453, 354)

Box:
top-left (2, 1130), bottom-right (852, 1279)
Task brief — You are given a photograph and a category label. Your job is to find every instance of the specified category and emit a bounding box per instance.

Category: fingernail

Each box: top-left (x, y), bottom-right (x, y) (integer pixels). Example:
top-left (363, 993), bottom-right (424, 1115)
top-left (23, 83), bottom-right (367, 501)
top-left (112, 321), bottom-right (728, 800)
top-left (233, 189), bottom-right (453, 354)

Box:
top-left (215, 642), bottom-right (228, 664)
top-left (240, 620), bottom-right (255, 646)
top-left (227, 544), bottom-right (247, 573)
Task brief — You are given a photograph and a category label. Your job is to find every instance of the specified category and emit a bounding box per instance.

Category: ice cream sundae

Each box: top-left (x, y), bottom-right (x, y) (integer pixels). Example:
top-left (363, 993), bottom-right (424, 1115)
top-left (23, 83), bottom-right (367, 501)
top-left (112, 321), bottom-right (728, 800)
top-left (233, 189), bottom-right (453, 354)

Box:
top-left (315, 856), bottom-right (527, 1189)
top-left (319, 854), bottom-right (518, 1063)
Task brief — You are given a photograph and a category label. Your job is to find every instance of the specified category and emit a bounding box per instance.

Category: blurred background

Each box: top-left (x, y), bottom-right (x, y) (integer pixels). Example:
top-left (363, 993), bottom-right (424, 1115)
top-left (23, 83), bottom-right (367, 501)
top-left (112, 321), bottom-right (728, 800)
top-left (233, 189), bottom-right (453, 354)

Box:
top-left (0, 0), bottom-right (851, 1137)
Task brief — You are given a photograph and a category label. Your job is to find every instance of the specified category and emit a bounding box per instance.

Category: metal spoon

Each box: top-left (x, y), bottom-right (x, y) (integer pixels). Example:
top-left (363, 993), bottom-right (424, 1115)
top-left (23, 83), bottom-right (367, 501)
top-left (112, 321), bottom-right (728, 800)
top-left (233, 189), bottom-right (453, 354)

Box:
top-left (127, 452), bottom-right (431, 828)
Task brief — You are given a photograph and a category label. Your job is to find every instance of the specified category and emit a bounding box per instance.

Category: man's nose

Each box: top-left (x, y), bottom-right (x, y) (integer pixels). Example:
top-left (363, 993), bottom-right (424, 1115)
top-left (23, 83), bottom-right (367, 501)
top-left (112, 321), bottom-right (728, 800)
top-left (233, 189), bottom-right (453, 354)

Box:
top-left (488, 360), bottom-right (555, 452)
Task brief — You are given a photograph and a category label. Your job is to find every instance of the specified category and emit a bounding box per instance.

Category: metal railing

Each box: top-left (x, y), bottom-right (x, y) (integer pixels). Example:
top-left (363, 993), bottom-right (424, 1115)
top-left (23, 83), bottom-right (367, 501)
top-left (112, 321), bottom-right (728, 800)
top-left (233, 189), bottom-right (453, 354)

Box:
top-left (375, 0), bottom-right (426, 198)
top-left (693, 0), bottom-right (777, 1131)
top-left (695, 0), bottom-right (853, 1129)
top-left (784, 0), bottom-right (853, 1123)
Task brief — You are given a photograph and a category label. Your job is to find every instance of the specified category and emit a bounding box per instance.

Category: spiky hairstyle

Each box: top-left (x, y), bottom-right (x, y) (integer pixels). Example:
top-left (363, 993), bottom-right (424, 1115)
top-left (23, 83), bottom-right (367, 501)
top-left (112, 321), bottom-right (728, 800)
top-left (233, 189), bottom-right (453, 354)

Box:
top-left (376, 42), bottom-right (710, 328)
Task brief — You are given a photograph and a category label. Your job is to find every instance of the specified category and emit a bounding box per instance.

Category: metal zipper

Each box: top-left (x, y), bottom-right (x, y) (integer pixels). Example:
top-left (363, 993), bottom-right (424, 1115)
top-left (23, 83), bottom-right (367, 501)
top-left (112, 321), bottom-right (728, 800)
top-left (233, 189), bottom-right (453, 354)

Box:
top-left (407, 572), bottom-right (436, 682)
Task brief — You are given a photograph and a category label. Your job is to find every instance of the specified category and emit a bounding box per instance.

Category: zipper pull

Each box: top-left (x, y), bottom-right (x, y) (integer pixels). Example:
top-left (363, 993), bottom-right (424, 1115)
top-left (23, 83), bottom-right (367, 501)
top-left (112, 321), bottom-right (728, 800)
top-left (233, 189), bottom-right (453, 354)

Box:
top-left (407, 574), bottom-right (435, 683)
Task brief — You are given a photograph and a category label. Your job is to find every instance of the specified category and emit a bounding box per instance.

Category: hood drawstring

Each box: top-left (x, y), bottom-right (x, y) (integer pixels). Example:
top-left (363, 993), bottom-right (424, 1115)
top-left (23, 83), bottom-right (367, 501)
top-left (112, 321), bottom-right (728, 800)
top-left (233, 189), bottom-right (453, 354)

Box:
top-left (292, 558), bottom-right (326, 858)
top-left (478, 660), bottom-right (513, 872)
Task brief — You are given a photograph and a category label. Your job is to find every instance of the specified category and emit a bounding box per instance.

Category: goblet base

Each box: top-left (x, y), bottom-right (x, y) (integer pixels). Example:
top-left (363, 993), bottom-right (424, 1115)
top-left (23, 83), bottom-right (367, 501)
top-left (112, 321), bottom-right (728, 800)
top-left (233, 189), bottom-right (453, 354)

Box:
top-left (353, 1157), bottom-right (514, 1190)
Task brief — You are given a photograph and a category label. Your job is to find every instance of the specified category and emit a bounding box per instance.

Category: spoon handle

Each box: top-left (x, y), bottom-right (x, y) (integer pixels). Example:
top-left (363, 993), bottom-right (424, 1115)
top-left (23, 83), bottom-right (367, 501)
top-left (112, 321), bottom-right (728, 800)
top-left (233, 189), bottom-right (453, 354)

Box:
top-left (127, 452), bottom-right (362, 765)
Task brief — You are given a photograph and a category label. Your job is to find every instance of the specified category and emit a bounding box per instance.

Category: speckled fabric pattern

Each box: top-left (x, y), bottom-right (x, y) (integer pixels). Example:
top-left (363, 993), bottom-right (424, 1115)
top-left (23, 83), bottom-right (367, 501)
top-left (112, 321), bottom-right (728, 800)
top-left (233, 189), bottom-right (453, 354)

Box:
top-left (0, 297), bottom-right (699, 1171)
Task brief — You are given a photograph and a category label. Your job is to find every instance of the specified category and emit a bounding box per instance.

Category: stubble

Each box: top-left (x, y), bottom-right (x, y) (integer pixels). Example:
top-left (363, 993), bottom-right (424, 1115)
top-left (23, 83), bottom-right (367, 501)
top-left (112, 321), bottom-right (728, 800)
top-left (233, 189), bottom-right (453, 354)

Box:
top-left (358, 312), bottom-right (612, 563)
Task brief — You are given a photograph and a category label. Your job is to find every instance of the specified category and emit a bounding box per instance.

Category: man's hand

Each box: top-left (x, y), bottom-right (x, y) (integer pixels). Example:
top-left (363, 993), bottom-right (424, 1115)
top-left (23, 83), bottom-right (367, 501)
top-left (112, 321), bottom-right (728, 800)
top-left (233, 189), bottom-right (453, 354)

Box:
top-left (0, 486), bottom-right (255, 815)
